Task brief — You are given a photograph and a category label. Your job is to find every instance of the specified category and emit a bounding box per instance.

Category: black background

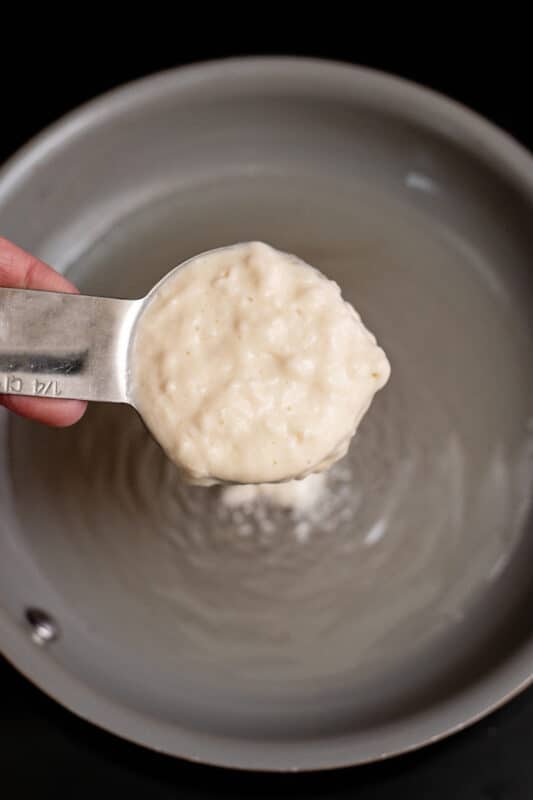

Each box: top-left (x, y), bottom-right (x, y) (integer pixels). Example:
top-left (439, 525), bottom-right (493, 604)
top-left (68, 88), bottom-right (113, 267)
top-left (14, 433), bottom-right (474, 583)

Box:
top-left (1, 27), bottom-right (533, 799)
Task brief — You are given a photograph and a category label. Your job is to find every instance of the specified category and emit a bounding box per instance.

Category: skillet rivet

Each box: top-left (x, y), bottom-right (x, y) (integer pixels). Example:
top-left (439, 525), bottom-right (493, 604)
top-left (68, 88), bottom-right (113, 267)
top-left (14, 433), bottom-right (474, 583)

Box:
top-left (25, 608), bottom-right (59, 645)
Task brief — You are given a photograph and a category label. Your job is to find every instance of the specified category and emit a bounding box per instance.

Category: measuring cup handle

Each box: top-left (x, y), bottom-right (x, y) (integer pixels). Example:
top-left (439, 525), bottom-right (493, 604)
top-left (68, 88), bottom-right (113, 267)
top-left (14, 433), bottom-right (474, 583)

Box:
top-left (0, 288), bottom-right (141, 403)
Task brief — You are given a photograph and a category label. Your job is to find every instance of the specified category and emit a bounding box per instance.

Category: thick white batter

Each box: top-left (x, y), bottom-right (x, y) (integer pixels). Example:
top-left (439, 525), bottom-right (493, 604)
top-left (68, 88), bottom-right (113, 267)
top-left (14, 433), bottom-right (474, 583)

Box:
top-left (133, 242), bottom-right (390, 484)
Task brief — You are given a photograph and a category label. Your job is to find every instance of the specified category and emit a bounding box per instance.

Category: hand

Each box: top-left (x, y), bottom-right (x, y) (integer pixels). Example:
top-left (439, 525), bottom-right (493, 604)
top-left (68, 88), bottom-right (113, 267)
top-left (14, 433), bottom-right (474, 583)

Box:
top-left (0, 237), bottom-right (87, 426)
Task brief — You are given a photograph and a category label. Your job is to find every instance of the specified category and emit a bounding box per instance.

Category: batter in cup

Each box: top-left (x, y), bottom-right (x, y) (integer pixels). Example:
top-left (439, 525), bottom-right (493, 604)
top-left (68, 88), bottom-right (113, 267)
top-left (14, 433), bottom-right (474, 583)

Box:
top-left (133, 242), bottom-right (390, 485)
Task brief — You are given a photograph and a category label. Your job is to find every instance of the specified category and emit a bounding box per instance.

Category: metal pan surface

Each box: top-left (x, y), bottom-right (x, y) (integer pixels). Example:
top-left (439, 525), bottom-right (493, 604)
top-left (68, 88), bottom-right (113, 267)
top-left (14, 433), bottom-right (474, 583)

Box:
top-left (1, 58), bottom-right (533, 771)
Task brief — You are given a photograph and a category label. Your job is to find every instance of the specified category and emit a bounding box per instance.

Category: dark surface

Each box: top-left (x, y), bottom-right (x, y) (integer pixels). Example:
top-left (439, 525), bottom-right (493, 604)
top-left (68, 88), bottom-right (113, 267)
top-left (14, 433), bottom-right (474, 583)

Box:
top-left (1, 34), bottom-right (532, 799)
